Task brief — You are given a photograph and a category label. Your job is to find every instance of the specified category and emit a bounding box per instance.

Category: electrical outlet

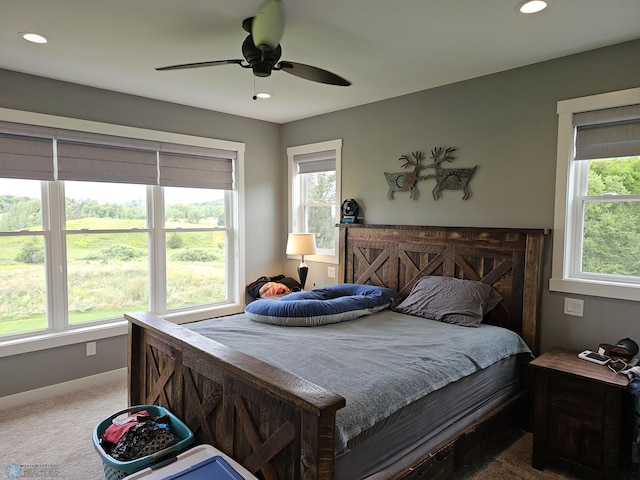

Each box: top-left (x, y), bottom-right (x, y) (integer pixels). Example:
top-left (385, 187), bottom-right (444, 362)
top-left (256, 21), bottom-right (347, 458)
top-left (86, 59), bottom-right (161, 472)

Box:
top-left (563, 298), bottom-right (584, 317)
top-left (327, 266), bottom-right (336, 278)
top-left (86, 341), bottom-right (97, 356)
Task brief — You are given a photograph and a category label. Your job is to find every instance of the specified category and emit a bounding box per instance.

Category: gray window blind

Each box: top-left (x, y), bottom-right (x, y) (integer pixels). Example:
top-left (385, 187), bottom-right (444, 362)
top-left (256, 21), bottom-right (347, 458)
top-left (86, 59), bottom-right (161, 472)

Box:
top-left (574, 104), bottom-right (640, 160)
top-left (0, 120), bottom-right (237, 189)
top-left (56, 130), bottom-right (159, 184)
top-left (0, 132), bottom-right (54, 181)
top-left (294, 150), bottom-right (336, 174)
top-left (57, 140), bottom-right (158, 184)
top-left (159, 144), bottom-right (235, 190)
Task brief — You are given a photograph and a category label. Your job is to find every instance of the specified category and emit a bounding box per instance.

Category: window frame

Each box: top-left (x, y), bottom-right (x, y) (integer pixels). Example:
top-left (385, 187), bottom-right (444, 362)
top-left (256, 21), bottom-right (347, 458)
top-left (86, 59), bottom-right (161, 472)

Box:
top-left (159, 186), bottom-right (234, 313)
top-left (550, 87), bottom-right (640, 302)
top-left (0, 107), bottom-right (245, 356)
top-left (287, 139), bottom-right (342, 265)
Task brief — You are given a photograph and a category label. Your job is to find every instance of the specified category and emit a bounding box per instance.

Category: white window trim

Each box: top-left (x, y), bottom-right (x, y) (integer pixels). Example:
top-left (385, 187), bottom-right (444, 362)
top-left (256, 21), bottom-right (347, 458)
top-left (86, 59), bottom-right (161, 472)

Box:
top-left (0, 107), bottom-right (245, 356)
top-left (287, 139), bottom-right (342, 265)
top-left (550, 87), bottom-right (640, 302)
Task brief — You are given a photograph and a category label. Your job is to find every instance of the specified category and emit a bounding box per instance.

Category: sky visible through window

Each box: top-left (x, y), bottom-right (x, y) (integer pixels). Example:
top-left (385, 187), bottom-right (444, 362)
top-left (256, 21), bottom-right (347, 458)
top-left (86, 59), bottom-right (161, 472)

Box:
top-left (0, 179), bottom-right (224, 205)
top-left (0, 178), bottom-right (40, 198)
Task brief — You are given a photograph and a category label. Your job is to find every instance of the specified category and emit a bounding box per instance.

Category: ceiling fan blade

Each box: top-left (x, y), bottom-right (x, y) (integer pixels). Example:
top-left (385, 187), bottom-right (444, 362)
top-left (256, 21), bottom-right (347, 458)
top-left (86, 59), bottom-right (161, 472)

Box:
top-left (277, 61), bottom-right (351, 86)
top-left (156, 59), bottom-right (245, 71)
top-left (251, 0), bottom-right (284, 51)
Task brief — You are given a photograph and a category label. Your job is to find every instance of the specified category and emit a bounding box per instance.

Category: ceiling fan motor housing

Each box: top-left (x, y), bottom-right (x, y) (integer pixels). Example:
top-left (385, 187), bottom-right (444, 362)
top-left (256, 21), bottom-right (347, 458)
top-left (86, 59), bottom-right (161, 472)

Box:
top-left (242, 35), bottom-right (282, 77)
top-left (156, 13), bottom-right (350, 86)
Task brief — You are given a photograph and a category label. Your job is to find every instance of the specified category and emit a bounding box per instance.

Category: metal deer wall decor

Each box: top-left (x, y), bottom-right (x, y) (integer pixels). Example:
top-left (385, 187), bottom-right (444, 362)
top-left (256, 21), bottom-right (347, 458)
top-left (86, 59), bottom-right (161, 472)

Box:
top-left (384, 151), bottom-right (427, 200)
top-left (425, 146), bottom-right (477, 201)
top-left (383, 146), bottom-right (478, 201)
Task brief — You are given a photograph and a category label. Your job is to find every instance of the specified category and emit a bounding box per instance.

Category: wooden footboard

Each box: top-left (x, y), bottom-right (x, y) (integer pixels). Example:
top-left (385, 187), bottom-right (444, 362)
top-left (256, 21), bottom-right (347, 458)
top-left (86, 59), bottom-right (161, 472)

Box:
top-left (127, 311), bottom-right (345, 480)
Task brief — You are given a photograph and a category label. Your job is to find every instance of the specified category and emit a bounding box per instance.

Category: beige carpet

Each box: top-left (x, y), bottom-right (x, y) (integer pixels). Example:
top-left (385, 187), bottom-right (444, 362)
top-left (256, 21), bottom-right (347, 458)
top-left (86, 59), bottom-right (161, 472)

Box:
top-left (0, 380), bottom-right (631, 479)
top-left (0, 379), bottom-right (127, 480)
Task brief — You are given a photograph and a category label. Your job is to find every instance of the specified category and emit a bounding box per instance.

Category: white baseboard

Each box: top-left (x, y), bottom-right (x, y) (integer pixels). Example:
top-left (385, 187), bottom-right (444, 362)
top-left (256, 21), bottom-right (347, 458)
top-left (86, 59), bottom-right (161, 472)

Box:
top-left (0, 368), bottom-right (127, 411)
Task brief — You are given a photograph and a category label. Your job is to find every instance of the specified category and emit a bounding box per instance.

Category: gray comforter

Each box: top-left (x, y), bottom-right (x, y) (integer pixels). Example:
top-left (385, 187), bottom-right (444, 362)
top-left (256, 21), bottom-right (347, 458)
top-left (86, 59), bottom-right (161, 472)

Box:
top-left (184, 308), bottom-right (531, 454)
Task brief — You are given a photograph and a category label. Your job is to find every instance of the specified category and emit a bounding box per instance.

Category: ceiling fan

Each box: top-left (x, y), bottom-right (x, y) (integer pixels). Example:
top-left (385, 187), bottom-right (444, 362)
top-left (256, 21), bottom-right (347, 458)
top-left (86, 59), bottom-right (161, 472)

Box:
top-left (156, 0), bottom-right (351, 87)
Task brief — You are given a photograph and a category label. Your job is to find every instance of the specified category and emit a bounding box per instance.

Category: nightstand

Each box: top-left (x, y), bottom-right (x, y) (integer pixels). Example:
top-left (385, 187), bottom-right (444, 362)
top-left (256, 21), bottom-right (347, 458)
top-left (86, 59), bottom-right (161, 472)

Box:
top-left (530, 347), bottom-right (632, 478)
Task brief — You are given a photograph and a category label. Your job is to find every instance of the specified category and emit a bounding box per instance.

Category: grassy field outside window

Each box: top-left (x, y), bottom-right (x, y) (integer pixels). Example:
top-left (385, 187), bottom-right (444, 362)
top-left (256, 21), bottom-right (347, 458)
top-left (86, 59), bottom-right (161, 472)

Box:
top-left (0, 180), bottom-right (229, 337)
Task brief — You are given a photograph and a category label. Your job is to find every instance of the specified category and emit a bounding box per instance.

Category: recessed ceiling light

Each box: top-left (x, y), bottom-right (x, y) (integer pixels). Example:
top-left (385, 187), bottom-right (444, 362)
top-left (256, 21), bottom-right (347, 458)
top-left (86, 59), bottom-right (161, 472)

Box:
top-left (20, 32), bottom-right (48, 44)
top-left (519, 0), bottom-right (548, 14)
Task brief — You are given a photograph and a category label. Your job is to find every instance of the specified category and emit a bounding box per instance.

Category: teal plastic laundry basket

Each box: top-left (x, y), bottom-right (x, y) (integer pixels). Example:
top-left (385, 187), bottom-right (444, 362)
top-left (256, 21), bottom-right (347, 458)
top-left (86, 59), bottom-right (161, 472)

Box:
top-left (93, 405), bottom-right (195, 480)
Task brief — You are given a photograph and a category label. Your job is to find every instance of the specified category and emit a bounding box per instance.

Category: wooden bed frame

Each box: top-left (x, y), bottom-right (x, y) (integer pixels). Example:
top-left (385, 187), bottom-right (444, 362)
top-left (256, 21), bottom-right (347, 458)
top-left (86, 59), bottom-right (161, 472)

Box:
top-left (127, 224), bottom-right (549, 480)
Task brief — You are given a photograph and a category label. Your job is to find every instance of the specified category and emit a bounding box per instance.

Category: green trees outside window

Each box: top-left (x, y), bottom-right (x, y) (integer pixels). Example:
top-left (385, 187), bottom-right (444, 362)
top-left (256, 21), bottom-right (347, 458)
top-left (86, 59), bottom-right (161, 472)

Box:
top-left (582, 156), bottom-right (640, 277)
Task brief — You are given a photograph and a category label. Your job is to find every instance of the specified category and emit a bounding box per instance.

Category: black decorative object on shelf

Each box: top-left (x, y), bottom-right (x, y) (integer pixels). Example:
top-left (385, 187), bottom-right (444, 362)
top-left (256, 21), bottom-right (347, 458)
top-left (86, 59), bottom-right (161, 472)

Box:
top-left (341, 199), bottom-right (360, 223)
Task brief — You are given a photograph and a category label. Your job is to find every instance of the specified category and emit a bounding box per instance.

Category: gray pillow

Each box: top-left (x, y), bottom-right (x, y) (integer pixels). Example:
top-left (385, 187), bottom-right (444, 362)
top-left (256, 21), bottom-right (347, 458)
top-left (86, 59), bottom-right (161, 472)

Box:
top-left (392, 276), bottom-right (502, 327)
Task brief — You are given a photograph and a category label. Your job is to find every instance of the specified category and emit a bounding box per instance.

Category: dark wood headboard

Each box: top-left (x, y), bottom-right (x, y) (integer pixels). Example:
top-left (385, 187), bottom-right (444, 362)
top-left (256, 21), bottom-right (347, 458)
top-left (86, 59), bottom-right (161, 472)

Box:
top-left (338, 224), bottom-right (549, 354)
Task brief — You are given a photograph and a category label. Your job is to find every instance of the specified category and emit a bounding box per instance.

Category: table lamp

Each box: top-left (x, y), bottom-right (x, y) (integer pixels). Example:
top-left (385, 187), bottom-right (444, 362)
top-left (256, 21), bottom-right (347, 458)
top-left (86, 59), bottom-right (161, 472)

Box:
top-left (286, 233), bottom-right (317, 290)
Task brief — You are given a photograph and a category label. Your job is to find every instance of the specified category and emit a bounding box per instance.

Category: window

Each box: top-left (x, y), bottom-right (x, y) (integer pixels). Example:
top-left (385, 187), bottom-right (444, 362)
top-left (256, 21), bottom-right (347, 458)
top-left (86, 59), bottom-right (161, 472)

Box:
top-left (64, 181), bottom-right (150, 325)
top-left (288, 139), bottom-right (342, 264)
top-left (163, 187), bottom-right (230, 310)
top-left (0, 179), bottom-right (47, 335)
top-left (0, 109), bottom-right (244, 353)
top-left (550, 87), bottom-right (640, 301)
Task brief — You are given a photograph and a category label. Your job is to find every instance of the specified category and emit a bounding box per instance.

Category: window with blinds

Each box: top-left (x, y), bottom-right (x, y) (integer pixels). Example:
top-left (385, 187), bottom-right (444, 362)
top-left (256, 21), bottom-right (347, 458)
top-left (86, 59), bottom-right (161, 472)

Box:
top-left (0, 113), bottom-right (243, 347)
top-left (550, 89), bottom-right (640, 301)
top-left (288, 140), bottom-right (342, 264)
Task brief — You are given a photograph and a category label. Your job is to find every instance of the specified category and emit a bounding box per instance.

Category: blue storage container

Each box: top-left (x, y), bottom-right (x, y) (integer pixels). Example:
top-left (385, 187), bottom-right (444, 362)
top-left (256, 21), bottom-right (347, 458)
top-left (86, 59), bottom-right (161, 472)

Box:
top-left (93, 405), bottom-right (195, 480)
top-left (150, 456), bottom-right (243, 480)
top-left (123, 444), bottom-right (257, 480)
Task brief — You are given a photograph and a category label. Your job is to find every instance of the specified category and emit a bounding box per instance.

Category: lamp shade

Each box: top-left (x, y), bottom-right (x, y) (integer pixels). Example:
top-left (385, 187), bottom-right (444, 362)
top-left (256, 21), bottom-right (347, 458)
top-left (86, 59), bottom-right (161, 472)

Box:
top-left (286, 233), bottom-right (317, 256)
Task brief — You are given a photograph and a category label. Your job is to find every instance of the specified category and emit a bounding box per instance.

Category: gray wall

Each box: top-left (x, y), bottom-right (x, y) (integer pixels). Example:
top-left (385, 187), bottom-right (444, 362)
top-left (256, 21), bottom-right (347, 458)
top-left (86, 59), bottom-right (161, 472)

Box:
top-left (0, 69), bottom-right (282, 397)
top-left (282, 38), bottom-right (640, 354)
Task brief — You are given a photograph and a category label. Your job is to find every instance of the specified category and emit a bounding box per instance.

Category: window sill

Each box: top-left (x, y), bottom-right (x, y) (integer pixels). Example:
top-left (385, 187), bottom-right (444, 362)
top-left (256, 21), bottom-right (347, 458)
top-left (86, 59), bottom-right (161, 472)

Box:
top-left (0, 321), bottom-right (128, 358)
top-left (0, 303), bottom-right (245, 358)
top-left (166, 303), bottom-right (245, 325)
top-left (287, 253), bottom-right (338, 265)
top-left (549, 277), bottom-right (640, 302)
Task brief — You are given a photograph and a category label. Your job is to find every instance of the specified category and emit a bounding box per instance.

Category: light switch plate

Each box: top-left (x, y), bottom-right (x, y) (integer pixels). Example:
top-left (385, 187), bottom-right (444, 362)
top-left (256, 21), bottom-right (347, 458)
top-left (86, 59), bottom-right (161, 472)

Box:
top-left (563, 298), bottom-right (584, 317)
top-left (86, 341), bottom-right (97, 356)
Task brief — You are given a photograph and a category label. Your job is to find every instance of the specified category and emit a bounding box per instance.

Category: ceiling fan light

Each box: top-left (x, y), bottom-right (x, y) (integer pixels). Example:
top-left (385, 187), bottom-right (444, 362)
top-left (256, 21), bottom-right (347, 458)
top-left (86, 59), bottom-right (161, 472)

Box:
top-left (519, 0), bottom-right (548, 14)
top-left (251, 0), bottom-right (284, 51)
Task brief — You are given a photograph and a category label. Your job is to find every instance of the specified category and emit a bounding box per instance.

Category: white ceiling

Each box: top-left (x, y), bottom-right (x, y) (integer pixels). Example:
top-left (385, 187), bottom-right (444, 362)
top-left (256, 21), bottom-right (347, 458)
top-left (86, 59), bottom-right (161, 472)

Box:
top-left (2, 0), bottom-right (639, 124)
